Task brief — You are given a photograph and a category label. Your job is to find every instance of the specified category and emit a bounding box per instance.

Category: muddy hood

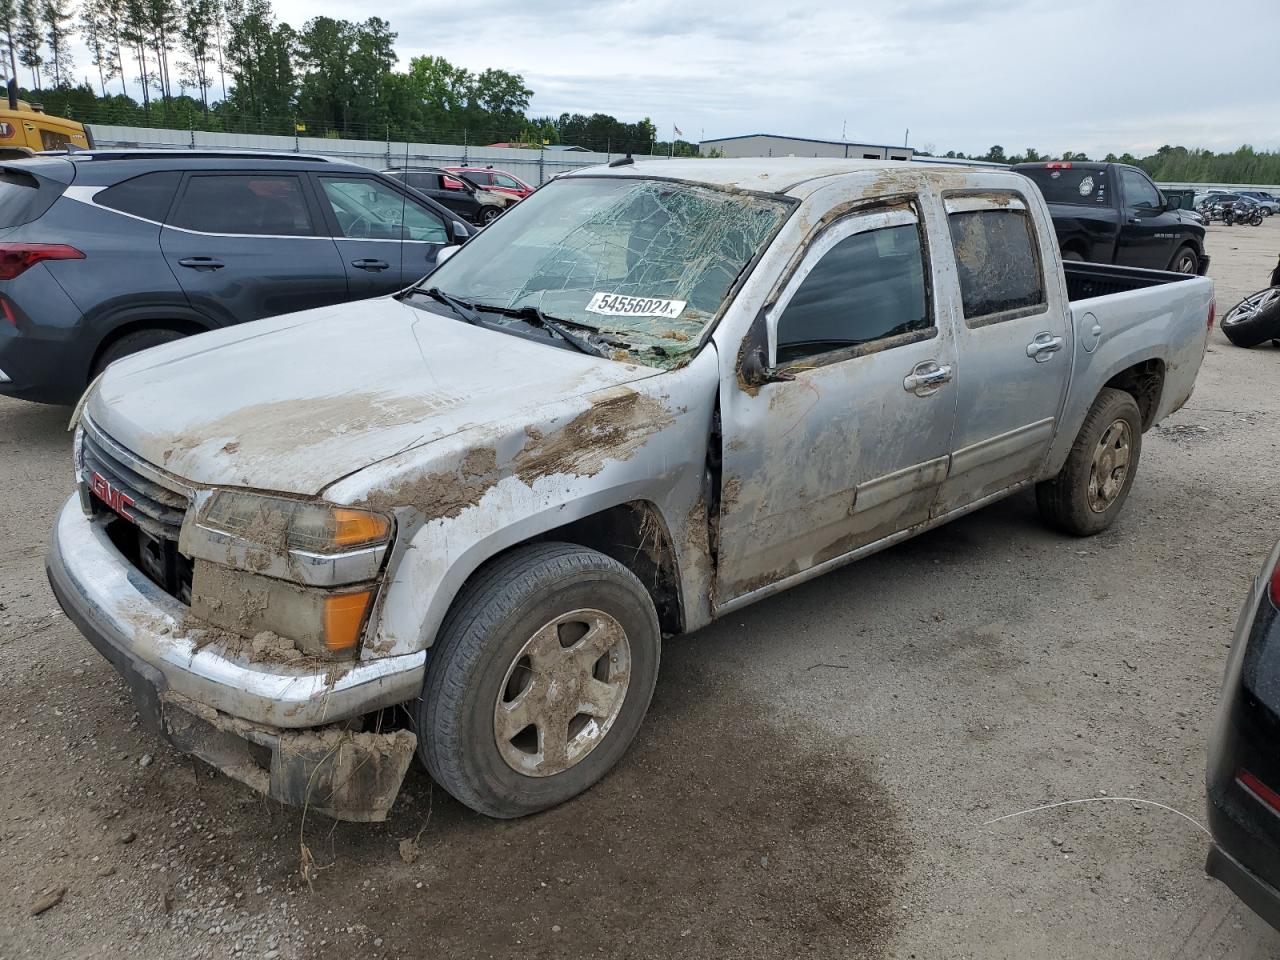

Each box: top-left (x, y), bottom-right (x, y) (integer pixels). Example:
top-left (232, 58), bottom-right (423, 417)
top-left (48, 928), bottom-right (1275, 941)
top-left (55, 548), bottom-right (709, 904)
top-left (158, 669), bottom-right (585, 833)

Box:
top-left (87, 298), bottom-right (659, 496)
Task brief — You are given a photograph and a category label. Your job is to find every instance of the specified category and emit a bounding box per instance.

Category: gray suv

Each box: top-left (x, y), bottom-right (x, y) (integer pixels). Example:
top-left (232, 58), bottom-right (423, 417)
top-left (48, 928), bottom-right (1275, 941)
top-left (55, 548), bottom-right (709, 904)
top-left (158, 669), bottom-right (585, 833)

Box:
top-left (0, 151), bottom-right (473, 404)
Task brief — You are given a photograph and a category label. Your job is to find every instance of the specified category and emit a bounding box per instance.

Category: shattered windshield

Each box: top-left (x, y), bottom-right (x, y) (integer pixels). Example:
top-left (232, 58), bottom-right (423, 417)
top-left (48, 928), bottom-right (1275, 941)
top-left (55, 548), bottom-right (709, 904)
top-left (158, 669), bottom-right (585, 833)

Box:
top-left (420, 176), bottom-right (793, 366)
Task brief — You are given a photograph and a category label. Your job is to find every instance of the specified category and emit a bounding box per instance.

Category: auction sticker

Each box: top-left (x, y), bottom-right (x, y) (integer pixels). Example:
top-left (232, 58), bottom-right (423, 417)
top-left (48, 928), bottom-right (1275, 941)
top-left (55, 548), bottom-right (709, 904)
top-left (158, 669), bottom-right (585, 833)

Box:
top-left (586, 292), bottom-right (687, 319)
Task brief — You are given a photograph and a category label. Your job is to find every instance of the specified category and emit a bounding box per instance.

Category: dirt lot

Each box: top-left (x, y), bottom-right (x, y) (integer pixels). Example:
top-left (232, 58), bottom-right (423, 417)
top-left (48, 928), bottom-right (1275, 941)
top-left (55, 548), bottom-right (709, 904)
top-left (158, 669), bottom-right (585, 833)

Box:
top-left (2, 219), bottom-right (1279, 960)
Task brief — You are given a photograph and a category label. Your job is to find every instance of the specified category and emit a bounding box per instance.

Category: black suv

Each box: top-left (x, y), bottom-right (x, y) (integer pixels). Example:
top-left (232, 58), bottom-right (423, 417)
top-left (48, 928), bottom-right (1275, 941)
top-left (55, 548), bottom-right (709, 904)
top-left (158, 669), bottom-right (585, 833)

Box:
top-left (0, 151), bottom-right (473, 404)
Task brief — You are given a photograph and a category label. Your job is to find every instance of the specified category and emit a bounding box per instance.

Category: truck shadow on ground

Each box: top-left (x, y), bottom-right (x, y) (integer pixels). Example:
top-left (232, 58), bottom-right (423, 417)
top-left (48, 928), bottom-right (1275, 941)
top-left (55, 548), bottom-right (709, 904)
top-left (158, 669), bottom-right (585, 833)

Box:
top-left (320, 655), bottom-right (909, 959)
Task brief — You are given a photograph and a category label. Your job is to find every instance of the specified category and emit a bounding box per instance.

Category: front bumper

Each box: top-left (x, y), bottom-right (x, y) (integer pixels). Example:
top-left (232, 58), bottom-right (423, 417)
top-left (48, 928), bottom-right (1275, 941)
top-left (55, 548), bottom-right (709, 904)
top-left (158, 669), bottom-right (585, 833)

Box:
top-left (1198, 253), bottom-right (1211, 276)
top-left (1207, 844), bottom-right (1280, 932)
top-left (47, 495), bottom-right (426, 820)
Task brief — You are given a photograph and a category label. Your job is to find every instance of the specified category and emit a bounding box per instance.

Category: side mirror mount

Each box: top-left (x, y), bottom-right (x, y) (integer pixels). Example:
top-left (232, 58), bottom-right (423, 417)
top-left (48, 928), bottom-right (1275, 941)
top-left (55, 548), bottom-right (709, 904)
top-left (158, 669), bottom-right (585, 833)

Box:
top-left (1162, 195), bottom-right (1178, 212)
top-left (738, 309), bottom-right (794, 390)
top-left (435, 245), bottom-right (460, 266)
top-left (450, 220), bottom-right (469, 242)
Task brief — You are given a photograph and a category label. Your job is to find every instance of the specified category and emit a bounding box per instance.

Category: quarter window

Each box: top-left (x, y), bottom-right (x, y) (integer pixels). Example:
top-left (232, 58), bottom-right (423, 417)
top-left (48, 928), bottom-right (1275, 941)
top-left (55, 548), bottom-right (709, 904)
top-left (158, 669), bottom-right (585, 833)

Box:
top-left (172, 175), bottom-right (314, 236)
top-left (775, 213), bottom-right (931, 365)
top-left (946, 199), bottom-right (1045, 325)
top-left (97, 171), bottom-right (181, 222)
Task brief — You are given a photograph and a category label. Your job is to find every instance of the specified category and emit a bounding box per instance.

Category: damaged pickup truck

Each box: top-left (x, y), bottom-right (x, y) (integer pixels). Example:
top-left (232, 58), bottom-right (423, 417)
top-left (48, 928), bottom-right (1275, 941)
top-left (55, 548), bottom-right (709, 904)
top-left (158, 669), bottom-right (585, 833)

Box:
top-left (48, 158), bottom-right (1215, 820)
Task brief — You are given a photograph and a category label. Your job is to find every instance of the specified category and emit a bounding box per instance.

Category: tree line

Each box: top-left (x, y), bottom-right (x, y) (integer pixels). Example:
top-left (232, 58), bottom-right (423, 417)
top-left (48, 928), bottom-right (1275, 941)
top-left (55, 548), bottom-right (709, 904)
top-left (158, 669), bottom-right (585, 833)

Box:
top-left (0, 0), bottom-right (698, 154)
top-left (927, 143), bottom-right (1280, 185)
top-left (0, 0), bottom-right (1273, 177)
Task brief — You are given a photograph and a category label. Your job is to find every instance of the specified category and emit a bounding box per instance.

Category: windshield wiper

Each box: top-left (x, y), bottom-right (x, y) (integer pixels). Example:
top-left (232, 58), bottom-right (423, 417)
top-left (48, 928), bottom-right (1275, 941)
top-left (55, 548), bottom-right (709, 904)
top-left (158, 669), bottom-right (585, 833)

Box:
top-left (473, 303), bottom-right (607, 358)
top-left (414, 287), bottom-right (483, 327)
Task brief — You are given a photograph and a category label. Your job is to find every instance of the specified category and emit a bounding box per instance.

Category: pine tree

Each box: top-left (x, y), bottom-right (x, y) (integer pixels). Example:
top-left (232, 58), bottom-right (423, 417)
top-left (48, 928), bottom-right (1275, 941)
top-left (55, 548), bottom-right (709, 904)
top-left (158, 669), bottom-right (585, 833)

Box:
top-left (15, 0), bottom-right (41, 89)
top-left (40, 0), bottom-right (73, 88)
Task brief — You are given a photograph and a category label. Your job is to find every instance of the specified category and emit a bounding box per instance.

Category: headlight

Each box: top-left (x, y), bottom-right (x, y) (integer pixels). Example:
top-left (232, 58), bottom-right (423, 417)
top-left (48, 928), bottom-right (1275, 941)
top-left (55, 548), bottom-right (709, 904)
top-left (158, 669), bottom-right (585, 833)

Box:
top-left (198, 491), bottom-right (391, 554)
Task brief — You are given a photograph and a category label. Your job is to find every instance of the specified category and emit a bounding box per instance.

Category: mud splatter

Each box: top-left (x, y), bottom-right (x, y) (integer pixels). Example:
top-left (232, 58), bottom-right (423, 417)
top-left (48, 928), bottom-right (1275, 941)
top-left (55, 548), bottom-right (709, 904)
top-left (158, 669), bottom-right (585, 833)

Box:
top-left (363, 447), bottom-right (499, 519)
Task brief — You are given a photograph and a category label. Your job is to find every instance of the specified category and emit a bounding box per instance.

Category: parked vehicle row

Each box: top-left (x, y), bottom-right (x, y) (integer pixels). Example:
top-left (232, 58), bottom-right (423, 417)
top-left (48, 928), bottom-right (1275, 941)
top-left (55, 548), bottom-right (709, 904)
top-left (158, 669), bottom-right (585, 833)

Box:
top-left (1196, 189), bottom-right (1279, 216)
top-left (45, 158), bottom-right (1214, 824)
top-left (1013, 161), bottom-right (1209, 275)
top-left (0, 151), bottom-right (475, 405)
top-left (383, 165), bottom-right (531, 225)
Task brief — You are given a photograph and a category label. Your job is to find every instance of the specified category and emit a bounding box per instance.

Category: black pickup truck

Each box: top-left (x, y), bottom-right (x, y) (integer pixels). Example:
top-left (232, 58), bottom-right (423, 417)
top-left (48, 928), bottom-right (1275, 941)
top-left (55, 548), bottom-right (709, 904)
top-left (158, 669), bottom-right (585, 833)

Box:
top-left (1013, 161), bottom-right (1209, 275)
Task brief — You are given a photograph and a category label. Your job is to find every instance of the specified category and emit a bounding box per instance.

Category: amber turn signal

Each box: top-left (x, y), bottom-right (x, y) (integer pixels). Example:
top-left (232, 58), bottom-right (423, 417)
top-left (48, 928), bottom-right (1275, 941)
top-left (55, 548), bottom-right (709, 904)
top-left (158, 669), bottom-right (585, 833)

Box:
top-left (332, 509), bottom-right (392, 547)
top-left (322, 590), bottom-right (374, 655)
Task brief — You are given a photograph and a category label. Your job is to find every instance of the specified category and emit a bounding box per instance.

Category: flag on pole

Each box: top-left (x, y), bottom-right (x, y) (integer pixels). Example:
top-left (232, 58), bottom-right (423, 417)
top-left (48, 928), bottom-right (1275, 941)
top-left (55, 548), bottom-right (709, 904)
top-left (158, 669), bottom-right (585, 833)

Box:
top-left (673, 125), bottom-right (683, 137)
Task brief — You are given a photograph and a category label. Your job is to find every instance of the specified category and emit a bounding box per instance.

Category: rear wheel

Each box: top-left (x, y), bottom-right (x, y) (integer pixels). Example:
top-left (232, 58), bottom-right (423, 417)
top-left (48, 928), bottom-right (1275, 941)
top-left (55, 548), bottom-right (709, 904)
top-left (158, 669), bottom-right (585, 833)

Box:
top-left (479, 205), bottom-right (502, 225)
top-left (1221, 287), bottom-right (1280, 347)
top-left (1169, 245), bottom-right (1199, 275)
top-left (1036, 388), bottom-right (1143, 537)
top-left (418, 542), bottom-right (661, 818)
top-left (91, 328), bottom-right (187, 379)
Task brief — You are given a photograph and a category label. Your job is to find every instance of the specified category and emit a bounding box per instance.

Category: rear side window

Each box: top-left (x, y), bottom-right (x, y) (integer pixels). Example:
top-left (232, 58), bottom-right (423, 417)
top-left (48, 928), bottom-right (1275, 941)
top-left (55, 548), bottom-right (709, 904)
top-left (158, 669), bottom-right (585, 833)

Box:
top-left (172, 174), bottom-right (315, 236)
top-left (1018, 166), bottom-right (1109, 206)
top-left (97, 171), bottom-right (181, 222)
top-left (946, 197), bottom-right (1046, 325)
top-left (0, 167), bottom-right (63, 226)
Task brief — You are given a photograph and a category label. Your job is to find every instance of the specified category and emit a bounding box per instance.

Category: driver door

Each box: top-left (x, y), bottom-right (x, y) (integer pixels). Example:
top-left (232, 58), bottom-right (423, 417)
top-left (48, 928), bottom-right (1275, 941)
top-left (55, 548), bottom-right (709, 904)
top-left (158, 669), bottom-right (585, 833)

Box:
top-left (1115, 167), bottom-right (1177, 270)
top-left (714, 200), bottom-right (959, 604)
top-left (314, 174), bottom-right (451, 295)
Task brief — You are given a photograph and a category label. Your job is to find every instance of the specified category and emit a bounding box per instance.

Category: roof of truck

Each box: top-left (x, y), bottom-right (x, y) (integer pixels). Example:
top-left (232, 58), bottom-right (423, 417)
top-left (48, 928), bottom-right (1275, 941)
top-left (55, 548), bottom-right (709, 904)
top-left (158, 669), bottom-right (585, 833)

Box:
top-left (563, 156), bottom-right (991, 196)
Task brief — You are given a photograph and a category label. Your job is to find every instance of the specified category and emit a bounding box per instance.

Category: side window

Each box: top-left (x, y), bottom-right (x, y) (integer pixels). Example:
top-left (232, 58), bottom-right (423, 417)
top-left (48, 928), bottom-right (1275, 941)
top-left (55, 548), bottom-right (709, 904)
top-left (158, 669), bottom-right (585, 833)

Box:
top-left (319, 176), bottom-right (447, 243)
top-left (172, 175), bottom-right (314, 236)
top-left (945, 197), bottom-right (1046, 325)
top-left (1121, 168), bottom-right (1160, 210)
top-left (494, 174), bottom-right (521, 189)
top-left (96, 171), bottom-right (181, 222)
top-left (775, 209), bottom-right (931, 365)
top-left (405, 172), bottom-right (437, 191)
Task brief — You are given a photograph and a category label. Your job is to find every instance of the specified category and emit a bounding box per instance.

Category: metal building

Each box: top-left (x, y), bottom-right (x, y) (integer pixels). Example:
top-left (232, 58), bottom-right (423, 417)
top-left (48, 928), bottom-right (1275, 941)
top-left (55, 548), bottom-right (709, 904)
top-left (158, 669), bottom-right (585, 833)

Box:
top-left (699, 133), bottom-right (914, 161)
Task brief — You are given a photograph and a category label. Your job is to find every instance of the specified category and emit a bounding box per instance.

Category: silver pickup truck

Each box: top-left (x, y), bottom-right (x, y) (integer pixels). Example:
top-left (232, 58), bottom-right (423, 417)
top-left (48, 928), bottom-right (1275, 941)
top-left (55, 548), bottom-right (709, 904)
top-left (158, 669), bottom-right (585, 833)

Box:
top-left (47, 159), bottom-right (1214, 821)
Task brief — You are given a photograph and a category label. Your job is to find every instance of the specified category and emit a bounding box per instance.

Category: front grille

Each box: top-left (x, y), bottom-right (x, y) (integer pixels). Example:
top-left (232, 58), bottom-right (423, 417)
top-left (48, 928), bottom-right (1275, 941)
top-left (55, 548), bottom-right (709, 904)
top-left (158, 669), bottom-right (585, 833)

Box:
top-left (80, 422), bottom-right (189, 540)
top-left (80, 419), bottom-right (194, 601)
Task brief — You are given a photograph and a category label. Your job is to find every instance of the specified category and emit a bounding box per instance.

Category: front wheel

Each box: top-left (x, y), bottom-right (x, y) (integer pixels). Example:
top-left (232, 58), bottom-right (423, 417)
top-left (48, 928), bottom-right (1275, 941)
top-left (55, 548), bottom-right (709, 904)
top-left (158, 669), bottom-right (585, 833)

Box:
top-left (418, 542), bottom-right (661, 818)
top-left (1169, 245), bottom-right (1199, 274)
top-left (478, 206), bottom-right (502, 225)
top-left (1036, 388), bottom-right (1143, 537)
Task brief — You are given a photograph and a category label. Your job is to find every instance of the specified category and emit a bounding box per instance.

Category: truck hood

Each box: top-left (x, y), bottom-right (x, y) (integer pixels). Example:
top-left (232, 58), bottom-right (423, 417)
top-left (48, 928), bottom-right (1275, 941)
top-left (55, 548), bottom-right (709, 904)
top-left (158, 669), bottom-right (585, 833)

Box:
top-left (87, 298), bottom-right (660, 496)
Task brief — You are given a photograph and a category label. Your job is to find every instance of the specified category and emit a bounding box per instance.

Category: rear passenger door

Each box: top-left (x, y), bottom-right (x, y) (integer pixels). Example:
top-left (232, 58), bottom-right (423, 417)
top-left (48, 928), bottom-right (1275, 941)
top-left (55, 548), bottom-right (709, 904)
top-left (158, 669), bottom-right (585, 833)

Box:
top-left (406, 172), bottom-right (480, 222)
top-left (313, 173), bottom-right (452, 294)
top-left (934, 193), bottom-right (1070, 514)
top-left (159, 172), bottom-right (347, 326)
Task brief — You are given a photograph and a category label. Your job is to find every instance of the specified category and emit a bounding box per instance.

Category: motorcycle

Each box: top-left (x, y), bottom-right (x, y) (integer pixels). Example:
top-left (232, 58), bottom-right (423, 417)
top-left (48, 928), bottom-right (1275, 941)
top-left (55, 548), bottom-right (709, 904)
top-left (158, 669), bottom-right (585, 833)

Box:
top-left (1225, 198), bottom-right (1265, 226)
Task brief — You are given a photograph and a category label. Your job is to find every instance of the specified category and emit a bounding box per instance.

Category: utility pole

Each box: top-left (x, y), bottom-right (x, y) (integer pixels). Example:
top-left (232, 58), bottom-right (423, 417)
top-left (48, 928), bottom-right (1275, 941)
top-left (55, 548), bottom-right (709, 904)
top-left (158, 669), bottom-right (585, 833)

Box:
top-left (905, 127), bottom-right (910, 147)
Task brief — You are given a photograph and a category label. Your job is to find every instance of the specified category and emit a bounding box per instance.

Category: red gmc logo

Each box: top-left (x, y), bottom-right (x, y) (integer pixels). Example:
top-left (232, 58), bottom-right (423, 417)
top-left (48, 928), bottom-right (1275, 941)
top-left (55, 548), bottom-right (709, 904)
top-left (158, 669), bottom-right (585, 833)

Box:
top-left (90, 471), bottom-right (136, 522)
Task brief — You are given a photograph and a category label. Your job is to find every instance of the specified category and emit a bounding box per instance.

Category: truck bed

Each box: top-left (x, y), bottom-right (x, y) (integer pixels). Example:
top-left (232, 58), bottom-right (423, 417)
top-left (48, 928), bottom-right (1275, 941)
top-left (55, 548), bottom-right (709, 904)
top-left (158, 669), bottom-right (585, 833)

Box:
top-left (1064, 261), bottom-right (1200, 303)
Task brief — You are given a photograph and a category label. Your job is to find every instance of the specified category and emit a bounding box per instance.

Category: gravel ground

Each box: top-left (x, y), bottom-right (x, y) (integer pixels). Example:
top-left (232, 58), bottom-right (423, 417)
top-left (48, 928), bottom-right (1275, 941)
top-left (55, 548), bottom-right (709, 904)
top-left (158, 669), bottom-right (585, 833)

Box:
top-left (2, 219), bottom-right (1279, 960)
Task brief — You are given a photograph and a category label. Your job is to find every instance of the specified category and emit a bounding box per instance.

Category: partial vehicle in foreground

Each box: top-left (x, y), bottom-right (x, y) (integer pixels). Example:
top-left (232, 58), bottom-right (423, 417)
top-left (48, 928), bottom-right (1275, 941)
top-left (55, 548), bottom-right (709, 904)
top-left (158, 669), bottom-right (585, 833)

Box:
top-left (0, 151), bottom-right (473, 405)
top-left (47, 158), bottom-right (1214, 822)
top-left (445, 166), bottom-right (534, 199)
top-left (0, 95), bottom-right (92, 158)
top-left (1207, 539), bottom-right (1280, 933)
top-left (1014, 161), bottom-right (1209, 275)
top-left (383, 166), bottom-right (516, 224)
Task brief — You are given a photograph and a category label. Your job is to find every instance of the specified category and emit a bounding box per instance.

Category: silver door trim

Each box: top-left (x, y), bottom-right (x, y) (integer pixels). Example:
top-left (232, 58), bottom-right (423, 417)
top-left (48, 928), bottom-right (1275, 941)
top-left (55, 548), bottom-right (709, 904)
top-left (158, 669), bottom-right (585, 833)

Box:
top-left (948, 417), bottom-right (1055, 476)
top-left (854, 455), bottom-right (950, 512)
top-left (714, 477), bottom-right (1035, 616)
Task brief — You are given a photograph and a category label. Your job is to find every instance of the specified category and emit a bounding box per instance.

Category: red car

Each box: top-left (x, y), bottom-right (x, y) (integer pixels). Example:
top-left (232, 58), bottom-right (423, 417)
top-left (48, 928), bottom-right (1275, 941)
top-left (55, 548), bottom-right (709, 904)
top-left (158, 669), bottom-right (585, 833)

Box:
top-left (445, 166), bottom-right (534, 200)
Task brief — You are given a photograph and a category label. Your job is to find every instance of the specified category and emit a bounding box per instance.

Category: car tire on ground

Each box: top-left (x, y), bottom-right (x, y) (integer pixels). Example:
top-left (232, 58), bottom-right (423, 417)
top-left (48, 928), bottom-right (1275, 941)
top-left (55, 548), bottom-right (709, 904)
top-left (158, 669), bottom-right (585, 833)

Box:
top-left (479, 206), bottom-right (502, 225)
top-left (91, 328), bottom-right (187, 379)
top-left (1169, 245), bottom-right (1199, 275)
top-left (1221, 288), bottom-right (1280, 348)
top-left (1036, 387), bottom-right (1143, 537)
top-left (417, 542), bottom-right (661, 819)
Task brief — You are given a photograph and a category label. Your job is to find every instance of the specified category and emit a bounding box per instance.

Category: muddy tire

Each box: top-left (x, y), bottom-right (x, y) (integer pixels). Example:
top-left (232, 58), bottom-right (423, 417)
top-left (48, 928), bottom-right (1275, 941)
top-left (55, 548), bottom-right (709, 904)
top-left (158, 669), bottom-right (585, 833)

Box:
top-left (1036, 388), bottom-right (1143, 537)
top-left (417, 542), bottom-right (660, 818)
top-left (1221, 288), bottom-right (1280, 348)
top-left (1168, 245), bottom-right (1199, 275)
top-left (91, 328), bottom-right (187, 379)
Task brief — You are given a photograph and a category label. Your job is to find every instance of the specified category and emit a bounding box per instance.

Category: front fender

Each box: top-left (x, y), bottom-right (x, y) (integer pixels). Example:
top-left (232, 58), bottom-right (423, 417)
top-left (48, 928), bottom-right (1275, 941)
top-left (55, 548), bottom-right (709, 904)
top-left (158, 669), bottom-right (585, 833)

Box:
top-left (324, 349), bottom-right (721, 658)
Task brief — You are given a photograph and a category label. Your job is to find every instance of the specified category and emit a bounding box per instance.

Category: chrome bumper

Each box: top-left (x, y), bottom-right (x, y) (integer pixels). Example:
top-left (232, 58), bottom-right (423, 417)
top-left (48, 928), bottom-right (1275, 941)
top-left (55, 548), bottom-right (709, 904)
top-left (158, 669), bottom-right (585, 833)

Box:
top-left (46, 495), bottom-right (426, 729)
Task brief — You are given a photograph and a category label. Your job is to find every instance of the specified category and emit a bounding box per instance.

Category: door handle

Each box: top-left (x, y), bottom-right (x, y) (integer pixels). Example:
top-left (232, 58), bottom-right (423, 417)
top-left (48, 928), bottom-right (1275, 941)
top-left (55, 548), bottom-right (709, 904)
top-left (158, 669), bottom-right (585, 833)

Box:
top-left (351, 258), bottom-right (390, 272)
top-left (1026, 332), bottom-right (1065, 362)
top-left (177, 257), bottom-right (224, 271)
top-left (903, 361), bottom-right (953, 396)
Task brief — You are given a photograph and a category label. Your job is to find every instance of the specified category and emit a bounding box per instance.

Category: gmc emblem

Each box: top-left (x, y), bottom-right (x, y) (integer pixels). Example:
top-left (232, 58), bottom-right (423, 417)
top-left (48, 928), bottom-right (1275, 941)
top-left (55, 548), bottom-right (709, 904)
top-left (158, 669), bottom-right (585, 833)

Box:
top-left (90, 471), bottom-right (136, 522)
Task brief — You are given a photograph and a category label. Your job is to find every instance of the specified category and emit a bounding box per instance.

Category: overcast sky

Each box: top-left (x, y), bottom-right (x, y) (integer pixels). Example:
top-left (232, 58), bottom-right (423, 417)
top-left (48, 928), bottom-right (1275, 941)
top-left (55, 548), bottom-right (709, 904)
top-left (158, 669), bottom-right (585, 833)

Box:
top-left (76, 0), bottom-right (1280, 156)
